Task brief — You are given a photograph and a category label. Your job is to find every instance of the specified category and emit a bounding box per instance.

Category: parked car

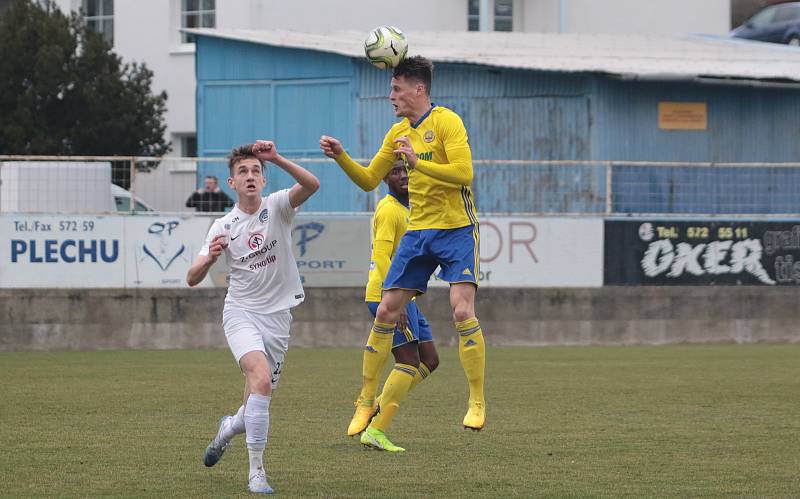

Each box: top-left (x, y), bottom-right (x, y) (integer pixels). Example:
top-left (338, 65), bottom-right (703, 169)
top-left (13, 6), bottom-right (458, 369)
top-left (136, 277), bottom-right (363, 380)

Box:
top-left (111, 184), bottom-right (155, 212)
top-left (731, 2), bottom-right (800, 45)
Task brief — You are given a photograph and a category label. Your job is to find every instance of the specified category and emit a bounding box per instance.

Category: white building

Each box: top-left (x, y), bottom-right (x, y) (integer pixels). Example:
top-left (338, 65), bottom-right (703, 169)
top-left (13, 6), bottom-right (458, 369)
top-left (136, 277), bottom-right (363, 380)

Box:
top-left (44, 0), bottom-right (730, 211)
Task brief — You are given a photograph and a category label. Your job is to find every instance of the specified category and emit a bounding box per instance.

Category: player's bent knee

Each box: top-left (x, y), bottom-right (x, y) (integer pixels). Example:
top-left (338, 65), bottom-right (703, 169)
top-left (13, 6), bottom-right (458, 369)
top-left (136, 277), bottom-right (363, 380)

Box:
top-left (422, 354), bottom-right (439, 373)
top-left (244, 370), bottom-right (272, 395)
top-left (392, 343), bottom-right (420, 367)
top-left (376, 303), bottom-right (402, 323)
top-left (452, 308), bottom-right (475, 323)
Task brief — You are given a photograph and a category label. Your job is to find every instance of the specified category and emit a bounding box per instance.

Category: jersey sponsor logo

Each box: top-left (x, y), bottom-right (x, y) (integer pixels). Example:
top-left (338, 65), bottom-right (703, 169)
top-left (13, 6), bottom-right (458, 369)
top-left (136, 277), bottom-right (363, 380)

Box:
top-left (239, 239), bottom-right (278, 263)
top-left (416, 151), bottom-right (433, 161)
top-left (258, 209), bottom-right (269, 224)
top-left (423, 130), bottom-right (435, 143)
top-left (248, 233), bottom-right (265, 250)
top-left (248, 254), bottom-right (276, 270)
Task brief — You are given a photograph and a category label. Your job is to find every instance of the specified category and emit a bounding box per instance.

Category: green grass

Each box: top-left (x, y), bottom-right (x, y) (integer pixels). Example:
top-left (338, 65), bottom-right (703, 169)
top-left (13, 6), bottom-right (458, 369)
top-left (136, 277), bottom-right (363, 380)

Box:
top-left (1, 345), bottom-right (799, 498)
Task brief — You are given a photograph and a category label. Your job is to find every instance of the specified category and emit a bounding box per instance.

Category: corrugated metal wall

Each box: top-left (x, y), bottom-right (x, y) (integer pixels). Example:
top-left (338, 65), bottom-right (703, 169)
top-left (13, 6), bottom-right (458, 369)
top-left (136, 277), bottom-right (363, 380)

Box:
top-left (195, 36), bottom-right (373, 212)
top-left (356, 64), bottom-right (598, 212)
top-left (591, 79), bottom-right (800, 162)
top-left (196, 37), bottom-right (800, 214)
top-left (593, 79), bottom-right (800, 213)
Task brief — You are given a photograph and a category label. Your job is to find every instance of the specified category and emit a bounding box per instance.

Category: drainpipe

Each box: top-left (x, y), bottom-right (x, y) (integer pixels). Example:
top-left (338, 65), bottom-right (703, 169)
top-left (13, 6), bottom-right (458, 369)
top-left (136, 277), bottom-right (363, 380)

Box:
top-left (480, 0), bottom-right (491, 31)
top-left (559, 0), bottom-right (569, 33)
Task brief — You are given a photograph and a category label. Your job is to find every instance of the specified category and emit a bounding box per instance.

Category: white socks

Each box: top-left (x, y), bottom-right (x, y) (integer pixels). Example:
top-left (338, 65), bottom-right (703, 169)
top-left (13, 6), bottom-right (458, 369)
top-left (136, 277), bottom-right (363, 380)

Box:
top-left (223, 405), bottom-right (246, 440)
top-left (244, 393), bottom-right (271, 477)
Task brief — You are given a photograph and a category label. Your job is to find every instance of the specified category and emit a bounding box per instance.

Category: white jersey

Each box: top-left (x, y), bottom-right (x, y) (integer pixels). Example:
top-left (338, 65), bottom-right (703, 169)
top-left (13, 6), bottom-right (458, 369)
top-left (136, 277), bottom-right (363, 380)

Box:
top-left (199, 189), bottom-right (304, 314)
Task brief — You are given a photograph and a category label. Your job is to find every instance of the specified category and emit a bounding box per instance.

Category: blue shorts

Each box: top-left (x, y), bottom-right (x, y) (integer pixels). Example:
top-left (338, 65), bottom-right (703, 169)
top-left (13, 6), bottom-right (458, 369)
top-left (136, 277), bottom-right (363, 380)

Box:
top-left (383, 225), bottom-right (479, 295)
top-left (367, 300), bottom-right (433, 349)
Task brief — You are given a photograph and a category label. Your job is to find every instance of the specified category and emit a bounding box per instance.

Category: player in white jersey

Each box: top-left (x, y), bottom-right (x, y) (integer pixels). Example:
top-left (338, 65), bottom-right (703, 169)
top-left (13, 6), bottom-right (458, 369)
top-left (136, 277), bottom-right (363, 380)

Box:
top-left (186, 140), bottom-right (319, 495)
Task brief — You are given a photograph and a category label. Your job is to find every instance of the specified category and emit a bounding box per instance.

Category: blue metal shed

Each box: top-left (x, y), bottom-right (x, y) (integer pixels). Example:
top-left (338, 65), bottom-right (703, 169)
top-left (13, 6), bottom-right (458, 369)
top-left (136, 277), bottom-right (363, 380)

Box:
top-left (192, 29), bottom-right (800, 214)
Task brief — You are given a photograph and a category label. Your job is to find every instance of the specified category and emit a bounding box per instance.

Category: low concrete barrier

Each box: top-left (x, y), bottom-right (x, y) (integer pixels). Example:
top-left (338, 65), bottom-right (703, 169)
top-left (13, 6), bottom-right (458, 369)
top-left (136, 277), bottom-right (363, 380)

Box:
top-left (1, 287), bottom-right (799, 351)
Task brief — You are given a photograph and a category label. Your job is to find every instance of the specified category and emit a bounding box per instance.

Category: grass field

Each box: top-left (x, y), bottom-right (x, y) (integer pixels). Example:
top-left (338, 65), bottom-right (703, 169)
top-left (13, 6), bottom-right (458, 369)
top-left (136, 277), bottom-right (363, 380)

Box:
top-left (1, 345), bottom-right (799, 498)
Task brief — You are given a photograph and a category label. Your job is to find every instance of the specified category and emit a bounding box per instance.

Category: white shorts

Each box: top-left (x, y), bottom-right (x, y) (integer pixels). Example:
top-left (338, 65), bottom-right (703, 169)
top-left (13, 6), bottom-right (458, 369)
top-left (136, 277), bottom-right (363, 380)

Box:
top-left (222, 307), bottom-right (292, 389)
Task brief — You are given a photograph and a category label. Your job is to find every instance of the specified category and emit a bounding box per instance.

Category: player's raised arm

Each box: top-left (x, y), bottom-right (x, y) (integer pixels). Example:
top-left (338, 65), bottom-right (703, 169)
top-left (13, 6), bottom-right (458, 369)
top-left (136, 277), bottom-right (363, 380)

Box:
top-left (187, 234), bottom-right (227, 287)
top-left (252, 140), bottom-right (319, 208)
top-left (393, 136), bottom-right (473, 186)
top-left (320, 135), bottom-right (394, 192)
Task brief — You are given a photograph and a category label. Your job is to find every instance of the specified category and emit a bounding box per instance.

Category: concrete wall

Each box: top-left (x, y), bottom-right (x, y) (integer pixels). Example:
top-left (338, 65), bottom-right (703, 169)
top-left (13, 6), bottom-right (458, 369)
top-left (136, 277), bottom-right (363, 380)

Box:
top-left (3, 287), bottom-right (799, 351)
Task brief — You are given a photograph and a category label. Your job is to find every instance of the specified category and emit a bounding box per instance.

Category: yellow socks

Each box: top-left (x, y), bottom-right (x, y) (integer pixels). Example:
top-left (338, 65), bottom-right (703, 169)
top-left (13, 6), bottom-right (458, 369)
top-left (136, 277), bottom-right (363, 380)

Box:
top-left (456, 317), bottom-right (486, 404)
top-left (358, 321), bottom-right (395, 403)
top-left (371, 363), bottom-right (417, 432)
top-left (409, 361), bottom-right (431, 392)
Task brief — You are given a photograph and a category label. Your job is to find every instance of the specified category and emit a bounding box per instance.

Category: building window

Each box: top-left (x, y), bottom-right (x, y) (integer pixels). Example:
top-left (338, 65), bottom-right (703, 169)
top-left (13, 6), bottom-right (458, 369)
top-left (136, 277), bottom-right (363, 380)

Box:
top-left (181, 135), bottom-right (198, 158)
top-left (468, 0), bottom-right (480, 31)
top-left (495, 0), bottom-right (512, 31)
top-left (83, 0), bottom-right (114, 46)
top-left (181, 0), bottom-right (215, 44)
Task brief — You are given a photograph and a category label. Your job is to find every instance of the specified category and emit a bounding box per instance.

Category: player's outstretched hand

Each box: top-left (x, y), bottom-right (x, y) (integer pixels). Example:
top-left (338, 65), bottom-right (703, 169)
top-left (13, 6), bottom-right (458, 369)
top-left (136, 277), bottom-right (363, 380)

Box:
top-left (252, 140), bottom-right (278, 162)
top-left (207, 234), bottom-right (228, 263)
top-left (319, 135), bottom-right (344, 159)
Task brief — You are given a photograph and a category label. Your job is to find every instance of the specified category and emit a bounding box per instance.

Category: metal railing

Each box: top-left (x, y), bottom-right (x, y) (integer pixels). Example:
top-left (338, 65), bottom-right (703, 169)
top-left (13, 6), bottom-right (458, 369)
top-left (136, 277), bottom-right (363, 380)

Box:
top-left (2, 155), bottom-right (800, 217)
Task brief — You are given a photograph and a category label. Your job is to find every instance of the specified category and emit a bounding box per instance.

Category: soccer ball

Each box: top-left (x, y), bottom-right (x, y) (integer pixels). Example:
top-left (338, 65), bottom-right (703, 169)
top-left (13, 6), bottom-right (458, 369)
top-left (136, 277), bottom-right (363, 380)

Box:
top-left (364, 26), bottom-right (408, 70)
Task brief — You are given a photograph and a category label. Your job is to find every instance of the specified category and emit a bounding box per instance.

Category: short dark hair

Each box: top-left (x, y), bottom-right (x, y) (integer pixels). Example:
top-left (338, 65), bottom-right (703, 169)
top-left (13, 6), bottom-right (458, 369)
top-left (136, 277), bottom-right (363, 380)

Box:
top-left (393, 56), bottom-right (433, 95)
top-left (227, 144), bottom-right (264, 175)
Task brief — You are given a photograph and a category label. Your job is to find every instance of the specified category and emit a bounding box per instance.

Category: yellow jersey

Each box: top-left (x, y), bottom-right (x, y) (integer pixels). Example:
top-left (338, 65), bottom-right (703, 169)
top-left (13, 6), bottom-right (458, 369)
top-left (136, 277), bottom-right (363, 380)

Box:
top-left (365, 193), bottom-right (409, 302)
top-left (335, 105), bottom-right (478, 231)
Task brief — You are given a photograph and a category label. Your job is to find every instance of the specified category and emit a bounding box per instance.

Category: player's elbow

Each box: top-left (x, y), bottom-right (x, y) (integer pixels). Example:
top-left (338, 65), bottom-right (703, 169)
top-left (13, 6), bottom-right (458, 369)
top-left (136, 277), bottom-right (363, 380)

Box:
top-left (307, 175), bottom-right (321, 194)
top-left (358, 181), bottom-right (378, 192)
top-left (186, 269), bottom-right (201, 287)
top-left (458, 164), bottom-right (474, 185)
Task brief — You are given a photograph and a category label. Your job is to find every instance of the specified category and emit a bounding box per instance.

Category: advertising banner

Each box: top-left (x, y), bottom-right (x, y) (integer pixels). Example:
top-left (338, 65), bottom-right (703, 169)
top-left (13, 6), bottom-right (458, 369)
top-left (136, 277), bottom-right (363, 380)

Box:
top-left (604, 220), bottom-right (800, 285)
top-left (2, 214), bottom-right (604, 289)
top-left (428, 217), bottom-right (604, 288)
top-left (290, 215), bottom-right (370, 287)
top-left (124, 216), bottom-right (213, 288)
top-left (1, 214), bottom-right (124, 287)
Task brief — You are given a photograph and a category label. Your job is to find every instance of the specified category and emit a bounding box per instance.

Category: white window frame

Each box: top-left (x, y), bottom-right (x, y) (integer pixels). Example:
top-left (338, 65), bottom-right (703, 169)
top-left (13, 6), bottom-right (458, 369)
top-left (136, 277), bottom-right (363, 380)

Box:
top-left (468, 0), bottom-right (480, 31)
top-left (494, 0), bottom-right (513, 31)
top-left (180, 0), bottom-right (215, 44)
top-left (82, 0), bottom-right (114, 46)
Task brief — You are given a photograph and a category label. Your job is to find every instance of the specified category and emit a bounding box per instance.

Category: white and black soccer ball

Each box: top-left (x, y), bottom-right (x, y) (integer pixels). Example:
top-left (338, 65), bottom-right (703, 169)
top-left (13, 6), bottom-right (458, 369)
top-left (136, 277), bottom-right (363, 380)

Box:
top-left (364, 26), bottom-right (408, 70)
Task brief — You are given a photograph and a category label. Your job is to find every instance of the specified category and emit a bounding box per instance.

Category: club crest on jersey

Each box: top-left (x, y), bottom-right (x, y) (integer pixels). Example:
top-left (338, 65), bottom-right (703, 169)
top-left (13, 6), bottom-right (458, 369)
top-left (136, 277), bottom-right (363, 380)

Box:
top-left (248, 233), bottom-right (265, 250)
top-left (423, 130), bottom-right (435, 143)
top-left (258, 209), bottom-right (269, 224)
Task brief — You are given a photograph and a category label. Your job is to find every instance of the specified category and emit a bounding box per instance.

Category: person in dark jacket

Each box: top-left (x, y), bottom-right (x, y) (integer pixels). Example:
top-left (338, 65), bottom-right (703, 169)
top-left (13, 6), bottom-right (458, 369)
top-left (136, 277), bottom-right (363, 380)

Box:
top-left (186, 176), bottom-right (234, 212)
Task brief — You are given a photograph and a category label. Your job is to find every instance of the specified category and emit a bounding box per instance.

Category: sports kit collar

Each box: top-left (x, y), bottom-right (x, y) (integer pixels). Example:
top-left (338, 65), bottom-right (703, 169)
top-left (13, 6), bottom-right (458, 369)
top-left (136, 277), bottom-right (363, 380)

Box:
top-left (411, 103), bottom-right (436, 129)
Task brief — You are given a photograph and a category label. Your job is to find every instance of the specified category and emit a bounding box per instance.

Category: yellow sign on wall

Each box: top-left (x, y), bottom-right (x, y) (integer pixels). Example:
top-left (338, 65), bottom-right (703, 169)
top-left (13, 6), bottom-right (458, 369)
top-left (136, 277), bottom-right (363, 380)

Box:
top-left (658, 102), bottom-right (708, 130)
